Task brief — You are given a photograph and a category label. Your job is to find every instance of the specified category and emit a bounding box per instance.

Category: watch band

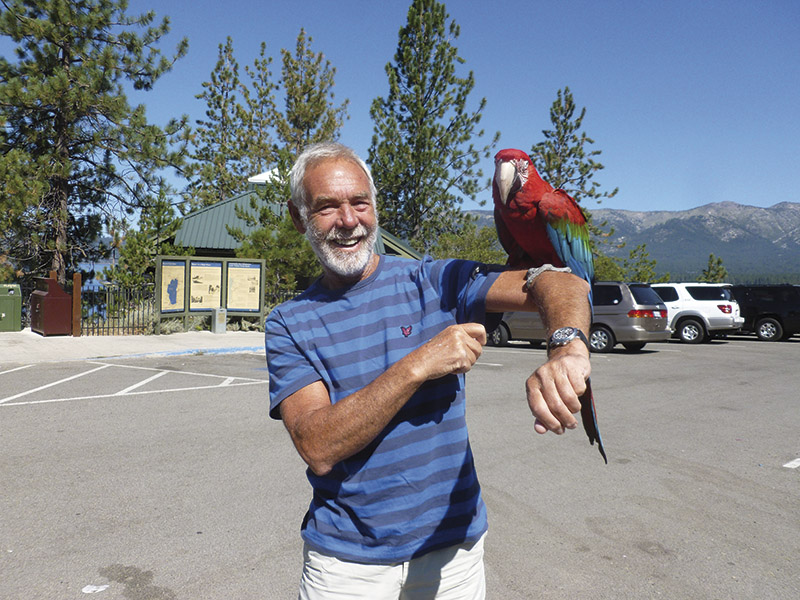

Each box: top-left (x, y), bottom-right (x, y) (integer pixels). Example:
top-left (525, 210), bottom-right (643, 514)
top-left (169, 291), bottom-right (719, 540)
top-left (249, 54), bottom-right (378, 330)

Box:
top-left (547, 327), bottom-right (591, 354)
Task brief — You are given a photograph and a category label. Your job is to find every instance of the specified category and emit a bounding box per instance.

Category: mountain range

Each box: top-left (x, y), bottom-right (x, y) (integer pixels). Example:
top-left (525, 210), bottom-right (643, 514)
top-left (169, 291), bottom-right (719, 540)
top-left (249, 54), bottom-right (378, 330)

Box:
top-left (469, 201), bottom-right (800, 283)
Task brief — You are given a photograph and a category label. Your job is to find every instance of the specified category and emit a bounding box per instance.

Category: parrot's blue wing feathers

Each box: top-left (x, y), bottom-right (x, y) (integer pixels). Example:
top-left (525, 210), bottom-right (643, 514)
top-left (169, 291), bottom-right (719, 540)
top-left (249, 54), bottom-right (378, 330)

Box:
top-left (545, 220), bottom-right (595, 308)
top-left (544, 220), bottom-right (594, 283)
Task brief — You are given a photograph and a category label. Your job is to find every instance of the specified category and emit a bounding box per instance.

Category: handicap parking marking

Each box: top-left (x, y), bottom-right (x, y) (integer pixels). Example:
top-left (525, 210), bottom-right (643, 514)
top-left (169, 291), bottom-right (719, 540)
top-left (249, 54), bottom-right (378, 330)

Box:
top-left (0, 361), bottom-right (267, 408)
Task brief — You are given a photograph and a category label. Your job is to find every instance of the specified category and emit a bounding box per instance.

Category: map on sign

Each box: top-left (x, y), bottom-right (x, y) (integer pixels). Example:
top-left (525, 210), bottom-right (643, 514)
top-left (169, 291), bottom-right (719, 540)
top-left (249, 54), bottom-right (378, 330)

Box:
top-left (160, 260), bottom-right (185, 312)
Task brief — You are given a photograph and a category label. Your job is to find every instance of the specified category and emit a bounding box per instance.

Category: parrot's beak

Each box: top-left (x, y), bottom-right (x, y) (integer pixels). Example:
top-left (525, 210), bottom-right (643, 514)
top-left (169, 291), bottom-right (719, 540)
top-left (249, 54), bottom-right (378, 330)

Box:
top-left (494, 161), bottom-right (518, 206)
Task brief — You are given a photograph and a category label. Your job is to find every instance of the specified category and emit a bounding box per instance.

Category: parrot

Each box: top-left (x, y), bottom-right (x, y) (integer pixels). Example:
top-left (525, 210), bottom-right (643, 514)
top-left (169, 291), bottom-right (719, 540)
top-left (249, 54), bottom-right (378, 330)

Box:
top-left (492, 148), bottom-right (606, 463)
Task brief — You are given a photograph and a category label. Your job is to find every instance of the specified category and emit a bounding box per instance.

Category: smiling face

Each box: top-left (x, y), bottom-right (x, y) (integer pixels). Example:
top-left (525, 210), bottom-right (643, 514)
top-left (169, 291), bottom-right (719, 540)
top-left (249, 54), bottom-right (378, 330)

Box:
top-left (292, 157), bottom-right (379, 288)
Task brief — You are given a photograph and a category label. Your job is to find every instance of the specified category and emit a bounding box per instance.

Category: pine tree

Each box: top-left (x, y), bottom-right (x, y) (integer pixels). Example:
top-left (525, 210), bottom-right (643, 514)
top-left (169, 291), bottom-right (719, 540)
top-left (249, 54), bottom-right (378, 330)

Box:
top-left (184, 36), bottom-right (249, 209)
top-left (699, 253), bottom-right (728, 282)
top-left (227, 149), bottom-right (319, 299)
top-left (530, 87), bottom-right (619, 273)
top-left (368, 0), bottom-right (499, 250)
top-left (217, 29), bottom-right (350, 297)
top-left (240, 41), bottom-right (279, 177)
top-left (530, 87), bottom-right (618, 206)
top-left (0, 0), bottom-right (188, 286)
top-left (274, 28), bottom-right (349, 158)
top-left (622, 243), bottom-right (669, 283)
top-left (106, 195), bottom-right (189, 286)
top-left (430, 221), bottom-right (506, 263)
top-left (593, 254), bottom-right (625, 281)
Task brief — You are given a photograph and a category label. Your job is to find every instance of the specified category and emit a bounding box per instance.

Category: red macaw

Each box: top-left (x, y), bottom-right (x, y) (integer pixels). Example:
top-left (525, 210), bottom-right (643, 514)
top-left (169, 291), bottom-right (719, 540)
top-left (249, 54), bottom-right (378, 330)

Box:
top-left (492, 148), bottom-right (606, 463)
top-left (492, 148), bottom-right (594, 280)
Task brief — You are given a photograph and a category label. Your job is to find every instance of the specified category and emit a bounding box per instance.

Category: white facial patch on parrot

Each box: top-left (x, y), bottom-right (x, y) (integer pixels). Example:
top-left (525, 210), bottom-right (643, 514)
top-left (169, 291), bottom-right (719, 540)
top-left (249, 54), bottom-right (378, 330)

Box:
top-left (494, 159), bottom-right (528, 205)
top-left (511, 158), bottom-right (529, 186)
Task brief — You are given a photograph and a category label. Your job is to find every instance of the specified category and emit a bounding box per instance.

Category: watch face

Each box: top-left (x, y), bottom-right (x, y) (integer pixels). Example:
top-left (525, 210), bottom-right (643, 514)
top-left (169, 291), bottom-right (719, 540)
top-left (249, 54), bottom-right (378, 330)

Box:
top-left (552, 327), bottom-right (578, 344)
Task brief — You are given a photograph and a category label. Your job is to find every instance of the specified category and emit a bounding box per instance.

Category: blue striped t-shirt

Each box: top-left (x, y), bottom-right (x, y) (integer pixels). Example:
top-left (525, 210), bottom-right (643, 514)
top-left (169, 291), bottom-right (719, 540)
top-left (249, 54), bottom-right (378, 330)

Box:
top-left (265, 254), bottom-right (502, 564)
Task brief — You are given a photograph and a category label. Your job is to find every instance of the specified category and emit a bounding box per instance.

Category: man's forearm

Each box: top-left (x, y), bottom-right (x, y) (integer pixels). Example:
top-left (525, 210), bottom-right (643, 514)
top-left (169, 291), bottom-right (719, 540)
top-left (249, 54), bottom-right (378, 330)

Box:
top-left (528, 270), bottom-right (592, 335)
top-left (282, 356), bottom-right (426, 476)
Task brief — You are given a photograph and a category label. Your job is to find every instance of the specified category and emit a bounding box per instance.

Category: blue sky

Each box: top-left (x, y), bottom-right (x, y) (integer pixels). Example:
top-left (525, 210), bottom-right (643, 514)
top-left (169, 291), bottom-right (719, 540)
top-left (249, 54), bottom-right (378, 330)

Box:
top-left (7, 0), bottom-right (800, 214)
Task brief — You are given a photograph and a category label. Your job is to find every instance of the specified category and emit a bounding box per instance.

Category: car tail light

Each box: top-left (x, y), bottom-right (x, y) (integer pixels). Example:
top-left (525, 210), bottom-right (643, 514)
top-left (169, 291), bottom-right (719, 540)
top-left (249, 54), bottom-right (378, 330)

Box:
top-left (717, 304), bottom-right (732, 314)
top-left (627, 309), bottom-right (668, 319)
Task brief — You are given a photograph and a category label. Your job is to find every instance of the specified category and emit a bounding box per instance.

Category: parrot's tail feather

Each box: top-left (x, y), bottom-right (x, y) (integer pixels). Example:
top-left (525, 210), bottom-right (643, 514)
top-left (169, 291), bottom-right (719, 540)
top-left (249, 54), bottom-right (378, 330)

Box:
top-left (579, 378), bottom-right (607, 464)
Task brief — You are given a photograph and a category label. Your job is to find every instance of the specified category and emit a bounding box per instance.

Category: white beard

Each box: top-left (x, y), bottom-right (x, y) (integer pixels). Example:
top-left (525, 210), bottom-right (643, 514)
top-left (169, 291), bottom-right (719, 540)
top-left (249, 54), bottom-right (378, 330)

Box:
top-left (306, 221), bottom-right (378, 280)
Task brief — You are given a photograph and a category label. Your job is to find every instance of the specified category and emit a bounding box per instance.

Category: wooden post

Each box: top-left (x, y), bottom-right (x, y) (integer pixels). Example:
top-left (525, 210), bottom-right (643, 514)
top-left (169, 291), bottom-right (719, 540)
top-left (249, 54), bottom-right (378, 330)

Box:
top-left (72, 272), bottom-right (82, 337)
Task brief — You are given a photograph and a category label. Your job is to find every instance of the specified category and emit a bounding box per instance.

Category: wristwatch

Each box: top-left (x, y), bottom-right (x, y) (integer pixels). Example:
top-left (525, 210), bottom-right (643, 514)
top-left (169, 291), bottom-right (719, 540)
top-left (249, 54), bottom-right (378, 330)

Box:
top-left (547, 327), bottom-right (591, 354)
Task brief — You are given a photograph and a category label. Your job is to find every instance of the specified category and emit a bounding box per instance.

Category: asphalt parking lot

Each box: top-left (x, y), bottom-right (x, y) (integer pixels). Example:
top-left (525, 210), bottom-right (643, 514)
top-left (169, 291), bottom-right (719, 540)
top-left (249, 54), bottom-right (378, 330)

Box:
top-left (1, 338), bottom-right (799, 599)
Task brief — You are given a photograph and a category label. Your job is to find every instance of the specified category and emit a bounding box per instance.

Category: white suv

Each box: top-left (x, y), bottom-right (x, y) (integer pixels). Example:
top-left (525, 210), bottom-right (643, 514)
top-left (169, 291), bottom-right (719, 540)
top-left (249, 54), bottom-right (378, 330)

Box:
top-left (650, 283), bottom-right (744, 343)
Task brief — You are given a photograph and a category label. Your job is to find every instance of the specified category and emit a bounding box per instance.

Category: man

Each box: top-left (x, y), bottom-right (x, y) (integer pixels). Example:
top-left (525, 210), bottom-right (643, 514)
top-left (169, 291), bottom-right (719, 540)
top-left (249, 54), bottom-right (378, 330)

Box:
top-left (266, 142), bottom-right (592, 599)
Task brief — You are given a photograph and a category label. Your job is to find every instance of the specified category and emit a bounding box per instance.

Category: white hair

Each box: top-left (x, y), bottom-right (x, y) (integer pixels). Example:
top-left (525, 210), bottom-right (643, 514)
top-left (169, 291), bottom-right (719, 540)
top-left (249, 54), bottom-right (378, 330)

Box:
top-left (289, 142), bottom-right (377, 221)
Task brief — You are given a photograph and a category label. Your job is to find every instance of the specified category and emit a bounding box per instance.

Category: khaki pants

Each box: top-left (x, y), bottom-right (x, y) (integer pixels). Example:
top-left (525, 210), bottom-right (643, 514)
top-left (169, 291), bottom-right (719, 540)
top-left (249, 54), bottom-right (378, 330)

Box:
top-left (298, 534), bottom-right (486, 600)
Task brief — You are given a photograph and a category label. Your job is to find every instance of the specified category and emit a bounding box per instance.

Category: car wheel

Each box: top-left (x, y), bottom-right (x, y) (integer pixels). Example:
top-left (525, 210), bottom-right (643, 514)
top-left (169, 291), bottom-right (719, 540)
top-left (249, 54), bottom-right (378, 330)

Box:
top-left (488, 323), bottom-right (509, 347)
top-left (590, 325), bottom-right (615, 352)
top-left (677, 318), bottom-right (706, 344)
top-left (622, 342), bottom-right (646, 352)
top-left (755, 317), bottom-right (783, 341)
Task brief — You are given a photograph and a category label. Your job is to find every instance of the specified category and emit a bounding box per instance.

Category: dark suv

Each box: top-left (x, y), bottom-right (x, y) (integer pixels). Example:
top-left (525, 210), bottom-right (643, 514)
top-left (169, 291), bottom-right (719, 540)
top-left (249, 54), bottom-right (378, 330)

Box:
top-left (729, 285), bottom-right (800, 341)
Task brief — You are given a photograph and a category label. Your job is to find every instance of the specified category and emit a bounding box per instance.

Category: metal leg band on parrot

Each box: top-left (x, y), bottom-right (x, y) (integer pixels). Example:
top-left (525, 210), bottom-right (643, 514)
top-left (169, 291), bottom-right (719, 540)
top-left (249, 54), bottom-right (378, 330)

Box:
top-left (524, 264), bottom-right (572, 292)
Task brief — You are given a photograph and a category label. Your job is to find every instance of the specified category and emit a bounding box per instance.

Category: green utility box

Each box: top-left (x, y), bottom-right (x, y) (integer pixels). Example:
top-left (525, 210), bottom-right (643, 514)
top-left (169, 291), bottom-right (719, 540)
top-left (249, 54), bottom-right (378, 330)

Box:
top-left (0, 283), bottom-right (23, 331)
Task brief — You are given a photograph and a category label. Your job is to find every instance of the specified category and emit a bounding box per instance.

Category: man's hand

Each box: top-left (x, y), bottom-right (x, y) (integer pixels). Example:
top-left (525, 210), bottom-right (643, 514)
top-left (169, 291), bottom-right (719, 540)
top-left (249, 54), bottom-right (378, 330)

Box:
top-left (408, 323), bottom-right (487, 381)
top-left (526, 347), bottom-right (591, 434)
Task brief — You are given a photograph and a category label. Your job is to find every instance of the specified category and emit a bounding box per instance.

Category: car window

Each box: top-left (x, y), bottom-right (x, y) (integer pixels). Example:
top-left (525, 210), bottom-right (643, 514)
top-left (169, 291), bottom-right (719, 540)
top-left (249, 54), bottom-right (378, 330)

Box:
top-left (629, 285), bottom-right (664, 305)
top-left (652, 286), bottom-right (678, 302)
top-left (593, 285), bottom-right (622, 306)
top-left (686, 286), bottom-right (729, 301)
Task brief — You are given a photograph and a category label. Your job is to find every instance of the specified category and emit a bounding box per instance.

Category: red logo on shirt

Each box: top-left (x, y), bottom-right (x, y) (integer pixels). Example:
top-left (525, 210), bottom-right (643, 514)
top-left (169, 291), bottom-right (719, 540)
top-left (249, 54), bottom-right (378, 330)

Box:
top-left (401, 326), bottom-right (412, 337)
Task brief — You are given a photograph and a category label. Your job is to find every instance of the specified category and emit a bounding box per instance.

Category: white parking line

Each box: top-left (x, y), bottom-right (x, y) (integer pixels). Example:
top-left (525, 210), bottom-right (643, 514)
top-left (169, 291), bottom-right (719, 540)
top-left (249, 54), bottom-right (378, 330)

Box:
top-left (783, 458), bottom-right (800, 469)
top-left (87, 361), bottom-right (264, 382)
top-left (0, 364), bottom-right (111, 404)
top-left (114, 370), bottom-right (169, 395)
top-left (0, 364), bottom-right (34, 376)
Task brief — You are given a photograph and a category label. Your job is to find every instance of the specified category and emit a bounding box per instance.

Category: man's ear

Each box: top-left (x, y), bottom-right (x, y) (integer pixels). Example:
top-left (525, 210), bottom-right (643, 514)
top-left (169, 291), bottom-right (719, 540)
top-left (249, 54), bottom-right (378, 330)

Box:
top-left (287, 201), bottom-right (306, 234)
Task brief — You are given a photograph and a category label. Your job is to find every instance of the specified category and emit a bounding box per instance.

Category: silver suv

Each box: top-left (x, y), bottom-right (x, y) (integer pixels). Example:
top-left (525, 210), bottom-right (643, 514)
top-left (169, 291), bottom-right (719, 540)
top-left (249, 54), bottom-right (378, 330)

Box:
top-left (488, 281), bottom-right (671, 352)
top-left (650, 282), bottom-right (744, 343)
